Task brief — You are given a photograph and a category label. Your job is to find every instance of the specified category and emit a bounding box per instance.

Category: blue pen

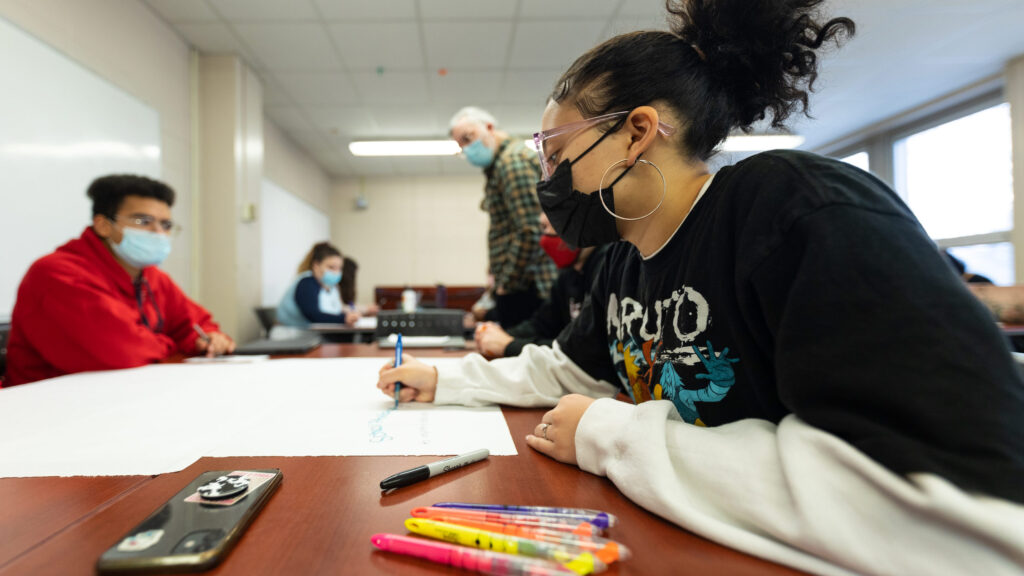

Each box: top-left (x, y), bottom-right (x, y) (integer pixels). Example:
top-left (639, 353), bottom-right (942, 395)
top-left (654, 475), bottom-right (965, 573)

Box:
top-left (393, 333), bottom-right (403, 409)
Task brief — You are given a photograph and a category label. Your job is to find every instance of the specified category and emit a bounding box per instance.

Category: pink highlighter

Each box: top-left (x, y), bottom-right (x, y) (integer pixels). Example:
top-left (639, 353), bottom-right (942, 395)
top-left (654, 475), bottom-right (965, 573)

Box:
top-left (371, 533), bottom-right (579, 576)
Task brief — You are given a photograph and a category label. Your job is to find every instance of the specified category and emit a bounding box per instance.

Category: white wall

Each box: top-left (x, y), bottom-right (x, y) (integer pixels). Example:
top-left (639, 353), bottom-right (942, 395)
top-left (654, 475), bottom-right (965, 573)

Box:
top-left (330, 175), bottom-right (490, 307)
top-left (0, 17), bottom-right (160, 318)
top-left (264, 119), bottom-right (330, 215)
top-left (261, 180), bottom-right (330, 307)
top-left (0, 0), bottom-right (193, 290)
top-left (0, 0), bottom-right (332, 339)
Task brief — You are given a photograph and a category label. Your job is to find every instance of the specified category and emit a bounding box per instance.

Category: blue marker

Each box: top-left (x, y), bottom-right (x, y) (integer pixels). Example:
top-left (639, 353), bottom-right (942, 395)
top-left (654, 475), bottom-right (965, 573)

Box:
top-left (393, 333), bottom-right (403, 409)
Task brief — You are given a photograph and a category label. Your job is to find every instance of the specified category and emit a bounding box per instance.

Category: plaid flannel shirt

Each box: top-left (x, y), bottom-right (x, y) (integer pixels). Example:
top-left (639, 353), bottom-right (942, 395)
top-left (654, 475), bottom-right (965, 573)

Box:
top-left (482, 139), bottom-right (556, 298)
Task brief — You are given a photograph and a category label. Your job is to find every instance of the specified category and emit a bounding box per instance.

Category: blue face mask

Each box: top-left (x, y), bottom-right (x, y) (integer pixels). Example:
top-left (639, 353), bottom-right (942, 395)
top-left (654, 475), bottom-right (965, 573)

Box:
top-left (463, 139), bottom-right (494, 168)
top-left (110, 227), bottom-right (171, 269)
top-left (321, 270), bottom-right (342, 287)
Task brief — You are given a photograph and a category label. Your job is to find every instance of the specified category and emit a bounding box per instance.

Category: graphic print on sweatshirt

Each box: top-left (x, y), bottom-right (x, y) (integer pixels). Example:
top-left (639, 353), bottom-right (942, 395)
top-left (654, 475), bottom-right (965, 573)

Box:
top-left (606, 286), bottom-right (739, 426)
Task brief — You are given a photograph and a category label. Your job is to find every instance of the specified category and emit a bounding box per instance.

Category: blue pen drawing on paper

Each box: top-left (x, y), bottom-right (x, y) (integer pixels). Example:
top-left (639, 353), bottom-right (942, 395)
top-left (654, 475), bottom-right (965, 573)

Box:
top-left (368, 409), bottom-right (394, 443)
top-left (368, 408), bottom-right (432, 444)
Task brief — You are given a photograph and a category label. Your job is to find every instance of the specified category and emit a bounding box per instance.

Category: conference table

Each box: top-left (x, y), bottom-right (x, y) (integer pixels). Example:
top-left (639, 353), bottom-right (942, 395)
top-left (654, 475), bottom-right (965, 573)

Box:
top-left (0, 344), bottom-right (806, 575)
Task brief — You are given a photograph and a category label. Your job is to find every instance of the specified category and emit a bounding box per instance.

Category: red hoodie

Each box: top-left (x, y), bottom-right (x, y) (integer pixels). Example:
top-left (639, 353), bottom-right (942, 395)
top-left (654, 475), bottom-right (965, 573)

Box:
top-left (4, 227), bottom-right (219, 386)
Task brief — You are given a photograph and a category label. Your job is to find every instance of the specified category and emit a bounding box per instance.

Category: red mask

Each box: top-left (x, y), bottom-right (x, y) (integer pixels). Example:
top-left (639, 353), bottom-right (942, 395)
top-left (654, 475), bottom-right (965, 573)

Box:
top-left (539, 234), bottom-right (580, 269)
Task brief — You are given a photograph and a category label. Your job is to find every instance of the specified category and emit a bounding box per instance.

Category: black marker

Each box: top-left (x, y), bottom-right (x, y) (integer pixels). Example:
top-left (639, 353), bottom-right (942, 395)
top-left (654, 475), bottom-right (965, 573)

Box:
top-left (380, 449), bottom-right (490, 490)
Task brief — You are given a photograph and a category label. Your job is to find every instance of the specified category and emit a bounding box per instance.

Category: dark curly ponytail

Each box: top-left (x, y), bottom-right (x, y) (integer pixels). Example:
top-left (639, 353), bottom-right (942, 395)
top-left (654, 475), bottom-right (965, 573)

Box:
top-left (549, 0), bottom-right (854, 161)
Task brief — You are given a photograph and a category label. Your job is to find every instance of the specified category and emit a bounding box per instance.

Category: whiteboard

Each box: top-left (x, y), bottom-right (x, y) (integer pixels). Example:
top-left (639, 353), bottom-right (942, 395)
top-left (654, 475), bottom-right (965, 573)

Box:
top-left (260, 179), bottom-right (331, 307)
top-left (0, 17), bottom-right (160, 318)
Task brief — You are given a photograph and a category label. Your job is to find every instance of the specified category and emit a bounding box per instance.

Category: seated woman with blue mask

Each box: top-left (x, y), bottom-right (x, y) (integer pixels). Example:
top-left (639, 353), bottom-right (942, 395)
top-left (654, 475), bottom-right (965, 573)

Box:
top-left (277, 242), bottom-right (360, 327)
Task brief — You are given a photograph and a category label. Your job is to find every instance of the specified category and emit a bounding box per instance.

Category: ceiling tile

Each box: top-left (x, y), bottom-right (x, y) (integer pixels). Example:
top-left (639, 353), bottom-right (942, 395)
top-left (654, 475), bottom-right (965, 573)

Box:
top-left (519, 0), bottom-right (620, 18)
top-left (500, 69), bottom-right (562, 105)
top-left (422, 21), bottom-right (512, 68)
top-left (265, 106), bottom-right (315, 132)
top-left (350, 71), bottom-right (430, 105)
top-left (314, 0), bottom-right (417, 20)
top-left (328, 22), bottom-right (424, 69)
top-left (208, 0), bottom-right (319, 20)
top-left (260, 76), bottom-right (294, 106)
top-left (600, 13), bottom-right (670, 41)
top-left (365, 105), bottom-right (442, 137)
top-left (429, 70), bottom-right (504, 106)
top-left (145, 0), bottom-right (219, 22)
top-left (509, 20), bottom-right (607, 69)
top-left (393, 156), bottom-right (443, 175)
top-left (346, 156), bottom-right (400, 176)
top-left (617, 0), bottom-right (668, 17)
top-left (420, 0), bottom-right (517, 20)
top-left (489, 104), bottom-right (546, 136)
top-left (274, 71), bottom-right (360, 105)
top-left (233, 23), bottom-right (342, 70)
top-left (175, 22), bottom-right (254, 56)
top-left (305, 106), bottom-right (377, 135)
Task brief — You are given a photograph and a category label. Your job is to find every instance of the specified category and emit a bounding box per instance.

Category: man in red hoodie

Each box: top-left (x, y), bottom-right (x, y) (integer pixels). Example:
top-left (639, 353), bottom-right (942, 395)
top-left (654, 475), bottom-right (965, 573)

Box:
top-left (3, 175), bottom-right (234, 386)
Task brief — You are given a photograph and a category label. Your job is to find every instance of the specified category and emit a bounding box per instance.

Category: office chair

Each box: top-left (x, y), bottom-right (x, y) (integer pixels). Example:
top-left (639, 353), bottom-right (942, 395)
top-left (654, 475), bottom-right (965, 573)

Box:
top-left (253, 307), bottom-right (277, 339)
top-left (0, 321), bottom-right (9, 383)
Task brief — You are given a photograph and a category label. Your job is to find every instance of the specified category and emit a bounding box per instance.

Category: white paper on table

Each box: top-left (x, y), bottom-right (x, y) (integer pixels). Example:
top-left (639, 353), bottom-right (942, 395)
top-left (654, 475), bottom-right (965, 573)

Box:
top-left (0, 357), bottom-right (516, 477)
top-left (353, 316), bottom-right (377, 329)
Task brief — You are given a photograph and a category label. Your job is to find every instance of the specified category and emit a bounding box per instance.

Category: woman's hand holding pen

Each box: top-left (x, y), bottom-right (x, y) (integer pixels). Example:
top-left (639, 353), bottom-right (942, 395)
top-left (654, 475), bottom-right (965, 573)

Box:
top-left (377, 353), bottom-right (438, 403)
top-left (526, 394), bottom-right (595, 466)
top-left (195, 331), bottom-right (235, 357)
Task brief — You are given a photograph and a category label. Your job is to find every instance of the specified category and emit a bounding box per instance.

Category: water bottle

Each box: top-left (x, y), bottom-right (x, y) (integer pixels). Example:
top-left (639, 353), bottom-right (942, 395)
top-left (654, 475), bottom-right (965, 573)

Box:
top-left (435, 284), bottom-right (448, 309)
top-left (401, 286), bottom-right (417, 313)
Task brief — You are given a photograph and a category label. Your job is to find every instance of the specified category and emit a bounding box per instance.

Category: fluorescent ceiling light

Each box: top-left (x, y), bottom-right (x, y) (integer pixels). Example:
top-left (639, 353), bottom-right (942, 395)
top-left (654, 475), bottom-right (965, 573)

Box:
top-left (349, 140), bottom-right (460, 157)
top-left (720, 134), bottom-right (804, 152)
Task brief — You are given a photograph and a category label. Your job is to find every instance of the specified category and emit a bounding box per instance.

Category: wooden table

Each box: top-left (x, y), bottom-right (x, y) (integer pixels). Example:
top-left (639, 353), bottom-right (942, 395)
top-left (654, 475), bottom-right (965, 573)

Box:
top-left (0, 344), bottom-right (806, 575)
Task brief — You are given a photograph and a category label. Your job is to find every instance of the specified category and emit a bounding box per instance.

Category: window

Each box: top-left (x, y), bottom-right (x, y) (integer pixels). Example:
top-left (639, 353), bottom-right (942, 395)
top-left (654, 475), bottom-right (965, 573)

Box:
top-left (946, 243), bottom-right (1015, 286)
top-left (840, 151), bottom-right (869, 172)
top-left (893, 103), bottom-right (1014, 282)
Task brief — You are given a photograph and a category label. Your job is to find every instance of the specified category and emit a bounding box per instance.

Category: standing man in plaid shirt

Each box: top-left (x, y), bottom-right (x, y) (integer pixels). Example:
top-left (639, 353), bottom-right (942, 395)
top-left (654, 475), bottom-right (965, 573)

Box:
top-left (450, 106), bottom-right (557, 328)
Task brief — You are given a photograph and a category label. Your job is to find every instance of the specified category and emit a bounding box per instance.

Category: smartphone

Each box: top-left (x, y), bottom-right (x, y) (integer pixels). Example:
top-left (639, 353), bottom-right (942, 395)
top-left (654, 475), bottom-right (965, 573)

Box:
top-left (96, 468), bottom-right (282, 573)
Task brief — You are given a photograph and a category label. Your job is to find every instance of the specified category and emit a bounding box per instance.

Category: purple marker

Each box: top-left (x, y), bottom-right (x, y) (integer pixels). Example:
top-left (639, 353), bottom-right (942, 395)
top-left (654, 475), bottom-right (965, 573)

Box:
top-left (432, 503), bottom-right (616, 529)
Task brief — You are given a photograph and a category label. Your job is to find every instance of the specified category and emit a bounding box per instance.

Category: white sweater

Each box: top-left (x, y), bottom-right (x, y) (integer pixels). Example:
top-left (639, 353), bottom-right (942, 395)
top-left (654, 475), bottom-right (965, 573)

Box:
top-left (434, 343), bottom-right (1024, 576)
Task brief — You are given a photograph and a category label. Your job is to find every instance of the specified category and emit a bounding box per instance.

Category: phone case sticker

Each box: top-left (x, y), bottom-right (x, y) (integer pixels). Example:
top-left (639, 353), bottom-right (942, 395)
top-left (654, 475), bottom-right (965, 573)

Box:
top-left (116, 529), bottom-right (165, 552)
top-left (184, 470), bottom-right (277, 507)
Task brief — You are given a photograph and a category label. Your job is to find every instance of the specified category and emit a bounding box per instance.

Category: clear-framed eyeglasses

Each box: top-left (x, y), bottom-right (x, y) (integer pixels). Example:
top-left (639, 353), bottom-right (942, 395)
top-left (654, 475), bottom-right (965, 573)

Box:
top-left (114, 214), bottom-right (182, 236)
top-left (532, 111), bottom-right (676, 181)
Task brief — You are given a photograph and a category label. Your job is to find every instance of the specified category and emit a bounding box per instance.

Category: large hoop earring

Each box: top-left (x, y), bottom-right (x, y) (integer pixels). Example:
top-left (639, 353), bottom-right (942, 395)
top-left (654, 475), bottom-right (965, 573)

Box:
top-left (598, 158), bottom-right (667, 221)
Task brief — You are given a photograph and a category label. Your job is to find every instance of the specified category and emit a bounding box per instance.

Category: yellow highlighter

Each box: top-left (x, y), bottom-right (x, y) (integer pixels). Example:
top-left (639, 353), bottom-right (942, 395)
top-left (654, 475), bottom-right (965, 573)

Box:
top-left (404, 518), bottom-right (610, 575)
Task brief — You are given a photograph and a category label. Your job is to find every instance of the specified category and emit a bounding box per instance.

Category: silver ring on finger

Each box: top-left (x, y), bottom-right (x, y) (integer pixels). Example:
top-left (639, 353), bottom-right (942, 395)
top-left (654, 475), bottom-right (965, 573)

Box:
top-left (540, 422), bottom-right (550, 440)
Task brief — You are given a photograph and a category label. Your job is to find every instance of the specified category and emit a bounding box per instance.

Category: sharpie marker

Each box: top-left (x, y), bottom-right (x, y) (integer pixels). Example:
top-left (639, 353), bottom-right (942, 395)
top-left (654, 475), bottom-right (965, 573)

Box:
top-left (411, 507), bottom-right (602, 536)
top-left (420, 516), bottom-right (630, 564)
top-left (380, 449), bottom-right (489, 490)
top-left (433, 503), bottom-right (617, 529)
top-left (405, 518), bottom-right (610, 574)
top-left (371, 533), bottom-right (579, 576)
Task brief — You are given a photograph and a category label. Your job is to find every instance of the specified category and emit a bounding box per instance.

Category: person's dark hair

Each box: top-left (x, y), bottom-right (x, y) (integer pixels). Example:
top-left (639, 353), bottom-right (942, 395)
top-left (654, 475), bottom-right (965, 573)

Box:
top-left (944, 250), bottom-right (967, 275)
top-left (341, 256), bottom-right (358, 303)
top-left (297, 241), bottom-right (343, 274)
top-left (87, 174), bottom-right (176, 219)
top-left (550, 0), bottom-right (855, 161)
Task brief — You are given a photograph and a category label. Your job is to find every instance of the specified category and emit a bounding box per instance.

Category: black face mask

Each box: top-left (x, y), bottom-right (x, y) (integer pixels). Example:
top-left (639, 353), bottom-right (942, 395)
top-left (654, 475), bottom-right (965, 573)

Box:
top-left (536, 120), bottom-right (635, 248)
